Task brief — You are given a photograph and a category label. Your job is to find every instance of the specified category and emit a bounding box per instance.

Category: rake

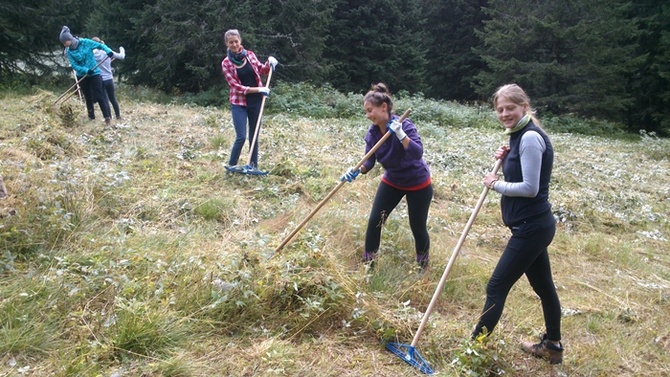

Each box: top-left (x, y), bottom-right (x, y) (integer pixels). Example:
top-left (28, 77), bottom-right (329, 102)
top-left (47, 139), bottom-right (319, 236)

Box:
top-left (387, 158), bottom-right (503, 374)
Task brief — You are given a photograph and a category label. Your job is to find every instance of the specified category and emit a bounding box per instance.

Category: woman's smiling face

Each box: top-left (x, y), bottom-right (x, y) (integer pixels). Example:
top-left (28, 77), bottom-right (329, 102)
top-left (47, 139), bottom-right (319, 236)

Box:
top-left (364, 100), bottom-right (389, 128)
top-left (226, 35), bottom-right (242, 53)
top-left (495, 96), bottom-right (528, 129)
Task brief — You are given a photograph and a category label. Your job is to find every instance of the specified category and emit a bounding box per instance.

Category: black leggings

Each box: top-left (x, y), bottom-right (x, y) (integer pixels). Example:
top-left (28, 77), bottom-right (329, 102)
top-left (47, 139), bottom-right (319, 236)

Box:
top-left (364, 182), bottom-right (433, 263)
top-left (102, 79), bottom-right (120, 118)
top-left (473, 210), bottom-right (561, 341)
top-left (80, 74), bottom-right (111, 119)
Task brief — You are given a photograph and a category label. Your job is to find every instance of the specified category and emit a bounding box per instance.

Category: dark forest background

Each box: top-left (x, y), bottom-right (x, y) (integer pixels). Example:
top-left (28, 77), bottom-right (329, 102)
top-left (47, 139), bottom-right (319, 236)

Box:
top-left (1, 0), bottom-right (668, 134)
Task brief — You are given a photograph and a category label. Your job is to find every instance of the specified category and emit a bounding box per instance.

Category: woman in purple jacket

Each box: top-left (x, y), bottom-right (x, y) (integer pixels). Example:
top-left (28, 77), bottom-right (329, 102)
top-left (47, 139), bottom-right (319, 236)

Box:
top-left (341, 83), bottom-right (432, 270)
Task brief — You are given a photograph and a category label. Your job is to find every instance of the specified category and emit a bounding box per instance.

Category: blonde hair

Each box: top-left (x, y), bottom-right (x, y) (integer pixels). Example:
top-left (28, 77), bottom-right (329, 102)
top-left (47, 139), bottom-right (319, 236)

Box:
top-left (224, 29), bottom-right (241, 43)
top-left (492, 84), bottom-right (541, 125)
top-left (363, 82), bottom-right (393, 116)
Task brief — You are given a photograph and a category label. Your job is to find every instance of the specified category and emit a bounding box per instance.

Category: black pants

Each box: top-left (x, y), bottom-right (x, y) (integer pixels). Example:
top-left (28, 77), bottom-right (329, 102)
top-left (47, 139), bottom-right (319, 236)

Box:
top-left (80, 74), bottom-right (111, 120)
top-left (101, 79), bottom-right (120, 118)
top-left (364, 181), bottom-right (433, 264)
top-left (473, 210), bottom-right (561, 341)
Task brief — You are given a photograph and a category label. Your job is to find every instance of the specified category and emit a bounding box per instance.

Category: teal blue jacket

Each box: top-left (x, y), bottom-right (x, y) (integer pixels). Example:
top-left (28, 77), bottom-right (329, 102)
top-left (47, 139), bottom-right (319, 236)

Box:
top-left (66, 38), bottom-right (112, 77)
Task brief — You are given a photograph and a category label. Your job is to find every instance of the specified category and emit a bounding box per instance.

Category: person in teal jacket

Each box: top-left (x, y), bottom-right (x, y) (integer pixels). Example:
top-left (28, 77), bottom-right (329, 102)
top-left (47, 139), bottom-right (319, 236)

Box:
top-left (59, 26), bottom-right (114, 125)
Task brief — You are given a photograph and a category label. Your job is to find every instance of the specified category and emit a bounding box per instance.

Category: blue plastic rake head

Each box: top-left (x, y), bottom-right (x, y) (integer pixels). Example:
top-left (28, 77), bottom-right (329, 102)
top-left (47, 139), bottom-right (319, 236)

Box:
top-left (385, 342), bottom-right (434, 374)
top-left (225, 165), bottom-right (268, 176)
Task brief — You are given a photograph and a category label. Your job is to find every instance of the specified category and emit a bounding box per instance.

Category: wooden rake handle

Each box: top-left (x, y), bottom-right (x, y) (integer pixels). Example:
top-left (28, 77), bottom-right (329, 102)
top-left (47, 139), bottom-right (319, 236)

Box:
top-left (72, 70), bottom-right (83, 102)
top-left (273, 108), bottom-right (412, 254)
top-left (409, 158), bottom-right (503, 347)
top-left (246, 66), bottom-right (274, 167)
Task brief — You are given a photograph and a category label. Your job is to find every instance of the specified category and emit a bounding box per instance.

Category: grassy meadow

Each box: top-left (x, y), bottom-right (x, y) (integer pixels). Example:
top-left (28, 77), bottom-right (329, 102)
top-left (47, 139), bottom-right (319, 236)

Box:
top-left (0, 83), bottom-right (669, 376)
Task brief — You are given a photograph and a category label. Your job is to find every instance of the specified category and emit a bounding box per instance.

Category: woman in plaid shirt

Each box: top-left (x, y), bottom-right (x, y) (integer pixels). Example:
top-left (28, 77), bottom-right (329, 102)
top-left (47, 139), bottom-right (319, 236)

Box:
top-left (221, 29), bottom-right (277, 169)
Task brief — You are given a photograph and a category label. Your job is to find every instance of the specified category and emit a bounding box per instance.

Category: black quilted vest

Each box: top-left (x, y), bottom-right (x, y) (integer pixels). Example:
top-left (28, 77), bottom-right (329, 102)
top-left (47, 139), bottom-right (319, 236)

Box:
top-left (501, 121), bottom-right (553, 227)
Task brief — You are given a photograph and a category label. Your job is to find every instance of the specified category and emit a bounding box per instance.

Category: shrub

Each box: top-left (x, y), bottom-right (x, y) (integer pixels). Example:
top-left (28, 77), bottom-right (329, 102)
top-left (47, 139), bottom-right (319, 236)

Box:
top-left (450, 333), bottom-right (509, 376)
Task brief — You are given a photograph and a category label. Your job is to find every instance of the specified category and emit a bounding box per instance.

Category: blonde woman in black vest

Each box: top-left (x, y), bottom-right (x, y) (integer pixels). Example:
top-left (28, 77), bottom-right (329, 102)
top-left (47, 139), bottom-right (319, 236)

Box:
top-left (472, 84), bottom-right (563, 364)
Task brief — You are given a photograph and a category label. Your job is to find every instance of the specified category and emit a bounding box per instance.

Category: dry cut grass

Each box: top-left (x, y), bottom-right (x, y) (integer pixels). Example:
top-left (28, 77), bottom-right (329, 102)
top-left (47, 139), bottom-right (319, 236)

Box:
top-left (0, 87), bottom-right (669, 376)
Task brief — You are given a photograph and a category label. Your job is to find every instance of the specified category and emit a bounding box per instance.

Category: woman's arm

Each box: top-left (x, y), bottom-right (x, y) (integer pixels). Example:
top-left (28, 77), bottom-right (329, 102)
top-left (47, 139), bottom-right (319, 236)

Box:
top-left (495, 131), bottom-right (545, 197)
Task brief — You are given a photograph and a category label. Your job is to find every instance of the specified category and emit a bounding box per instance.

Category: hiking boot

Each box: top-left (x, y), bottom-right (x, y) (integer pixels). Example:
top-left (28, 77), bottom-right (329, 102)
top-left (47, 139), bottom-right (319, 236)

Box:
top-left (417, 253), bottom-right (429, 273)
top-left (104, 117), bottom-right (112, 126)
top-left (521, 334), bottom-right (563, 364)
top-left (363, 251), bottom-right (376, 272)
top-left (364, 259), bottom-right (375, 272)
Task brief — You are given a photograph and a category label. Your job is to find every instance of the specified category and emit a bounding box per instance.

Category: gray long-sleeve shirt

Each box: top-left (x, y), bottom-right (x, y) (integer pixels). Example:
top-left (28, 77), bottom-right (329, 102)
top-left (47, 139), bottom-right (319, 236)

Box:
top-left (495, 131), bottom-right (546, 197)
top-left (93, 47), bottom-right (125, 81)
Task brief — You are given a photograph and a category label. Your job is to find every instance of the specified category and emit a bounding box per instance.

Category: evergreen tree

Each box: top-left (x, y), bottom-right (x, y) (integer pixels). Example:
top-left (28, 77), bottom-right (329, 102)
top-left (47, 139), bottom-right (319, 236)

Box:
top-left (86, 0), bottom-right (269, 92)
top-left (627, 1), bottom-right (670, 134)
top-left (253, 0), bottom-right (337, 84)
top-left (86, 0), bottom-right (155, 84)
top-left (85, 0), bottom-right (336, 94)
top-left (474, 0), bottom-right (640, 120)
top-left (3, 0), bottom-right (669, 134)
top-left (85, 0), bottom-right (155, 84)
top-left (421, 0), bottom-right (488, 101)
top-left (0, 0), bottom-right (93, 83)
top-left (323, 0), bottom-right (428, 95)
top-left (139, 0), bottom-right (257, 92)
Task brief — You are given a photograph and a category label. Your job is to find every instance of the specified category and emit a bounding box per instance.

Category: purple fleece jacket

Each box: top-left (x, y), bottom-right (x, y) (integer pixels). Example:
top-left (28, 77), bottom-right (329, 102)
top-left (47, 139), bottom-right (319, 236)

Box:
top-left (362, 115), bottom-right (431, 188)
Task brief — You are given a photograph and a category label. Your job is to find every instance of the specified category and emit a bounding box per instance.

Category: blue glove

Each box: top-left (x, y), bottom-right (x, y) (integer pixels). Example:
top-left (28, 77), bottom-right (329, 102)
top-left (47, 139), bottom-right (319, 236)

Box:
top-left (87, 69), bottom-right (95, 76)
top-left (107, 51), bottom-right (114, 58)
top-left (388, 120), bottom-right (407, 141)
top-left (340, 167), bottom-right (361, 183)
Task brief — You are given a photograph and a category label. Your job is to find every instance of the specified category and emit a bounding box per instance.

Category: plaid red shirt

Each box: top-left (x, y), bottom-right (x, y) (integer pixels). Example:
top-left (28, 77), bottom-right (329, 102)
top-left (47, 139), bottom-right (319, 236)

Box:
top-left (221, 50), bottom-right (271, 106)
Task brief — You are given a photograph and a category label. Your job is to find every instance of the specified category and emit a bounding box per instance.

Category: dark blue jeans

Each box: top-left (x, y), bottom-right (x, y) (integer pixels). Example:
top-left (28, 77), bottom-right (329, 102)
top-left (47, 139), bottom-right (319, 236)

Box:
top-left (473, 210), bottom-right (561, 341)
top-left (229, 102), bottom-right (261, 167)
top-left (364, 182), bottom-right (433, 265)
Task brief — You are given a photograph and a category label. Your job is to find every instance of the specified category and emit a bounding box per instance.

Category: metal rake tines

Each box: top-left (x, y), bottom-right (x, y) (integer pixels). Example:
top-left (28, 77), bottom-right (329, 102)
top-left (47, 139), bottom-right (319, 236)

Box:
top-left (385, 342), bottom-right (434, 375)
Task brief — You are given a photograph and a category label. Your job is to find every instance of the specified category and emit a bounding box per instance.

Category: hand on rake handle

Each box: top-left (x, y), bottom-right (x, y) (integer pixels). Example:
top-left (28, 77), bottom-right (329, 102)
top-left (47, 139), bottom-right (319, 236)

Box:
top-left (87, 69), bottom-right (95, 76)
top-left (388, 120), bottom-right (407, 141)
top-left (268, 56), bottom-right (278, 70)
top-left (484, 172), bottom-right (499, 190)
top-left (494, 145), bottom-right (510, 160)
top-left (340, 167), bottom-right (361, 183)
top-left (258, 87), bottom-right (270, 97)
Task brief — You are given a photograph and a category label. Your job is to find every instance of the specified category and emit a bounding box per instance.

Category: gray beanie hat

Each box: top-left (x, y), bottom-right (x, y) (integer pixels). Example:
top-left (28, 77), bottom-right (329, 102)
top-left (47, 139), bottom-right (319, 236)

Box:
top-left (59, 26), bottom-right (74, 43)
top-left (59, 26), bottom-right (79, 48)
